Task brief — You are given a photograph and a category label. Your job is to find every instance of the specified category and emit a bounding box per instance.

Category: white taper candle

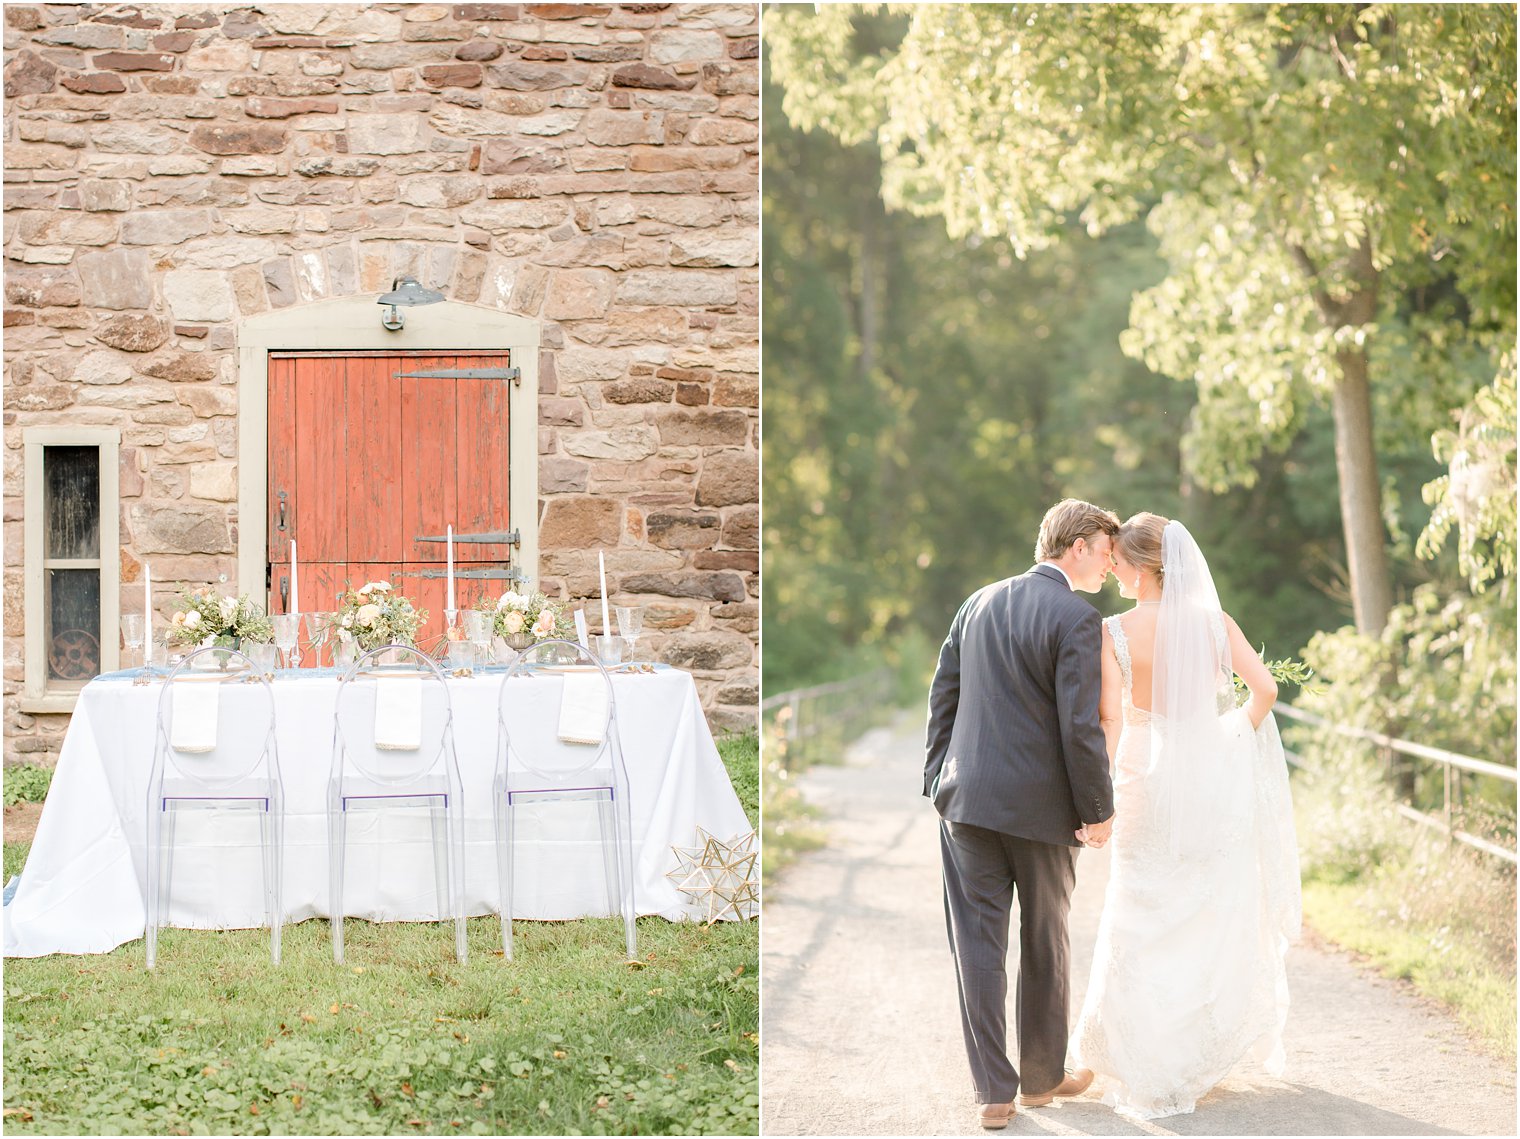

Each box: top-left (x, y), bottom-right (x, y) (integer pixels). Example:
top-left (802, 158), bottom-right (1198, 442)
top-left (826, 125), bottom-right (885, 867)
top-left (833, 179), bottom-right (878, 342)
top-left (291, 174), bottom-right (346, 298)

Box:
top-left (599, 550), bottom-right (610, 635)
top-left (447, 524), bottom-right (456, 612)
top-left (290, 538), bottom-right (300, 616)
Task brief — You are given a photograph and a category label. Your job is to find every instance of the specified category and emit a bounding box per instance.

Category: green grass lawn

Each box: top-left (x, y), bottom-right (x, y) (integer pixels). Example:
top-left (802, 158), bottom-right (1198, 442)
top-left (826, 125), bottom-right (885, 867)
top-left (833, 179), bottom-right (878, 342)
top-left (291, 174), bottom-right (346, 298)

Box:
top-left (2, 734), bottom-right (759, 1136)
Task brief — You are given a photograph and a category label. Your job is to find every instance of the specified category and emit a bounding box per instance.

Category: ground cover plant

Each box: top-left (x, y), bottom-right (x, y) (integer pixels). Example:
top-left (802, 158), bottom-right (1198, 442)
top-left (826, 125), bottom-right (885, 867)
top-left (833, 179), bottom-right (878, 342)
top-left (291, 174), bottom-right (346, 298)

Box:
top-left (1289, 735), bottom-right (1516, 1061)
top-left (2, 735), bottom-right (759, 1136)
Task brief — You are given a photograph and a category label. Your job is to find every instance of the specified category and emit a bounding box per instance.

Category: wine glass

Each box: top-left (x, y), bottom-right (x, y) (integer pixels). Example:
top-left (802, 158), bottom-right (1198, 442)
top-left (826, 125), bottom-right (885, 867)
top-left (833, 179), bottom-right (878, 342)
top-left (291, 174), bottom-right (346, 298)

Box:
top-left (271, 613), bottom-right (300, 670)
top-left (121, 614), bottom-right (145, 676)
top-left (615, 606), bottom-right (643, 662)
top-left (304, 611), bottom-right (331, 668)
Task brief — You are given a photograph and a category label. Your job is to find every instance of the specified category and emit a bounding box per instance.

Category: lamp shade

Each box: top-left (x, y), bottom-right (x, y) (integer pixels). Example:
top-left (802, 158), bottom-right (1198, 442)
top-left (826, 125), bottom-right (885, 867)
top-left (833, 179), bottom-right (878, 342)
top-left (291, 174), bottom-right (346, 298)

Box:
top-left (377, 277), bottom-right (445, 307)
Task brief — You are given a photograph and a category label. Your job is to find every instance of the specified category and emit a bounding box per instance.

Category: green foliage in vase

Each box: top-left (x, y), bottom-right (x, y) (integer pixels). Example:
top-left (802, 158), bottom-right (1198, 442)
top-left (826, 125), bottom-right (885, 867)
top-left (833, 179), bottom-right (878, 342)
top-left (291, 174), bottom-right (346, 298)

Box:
top-left (476, 590), bottom-right (572, 643)
top-left (167, 587), bottom-right (274, 648)
top-left (333, 581), bottom-right (427, 653)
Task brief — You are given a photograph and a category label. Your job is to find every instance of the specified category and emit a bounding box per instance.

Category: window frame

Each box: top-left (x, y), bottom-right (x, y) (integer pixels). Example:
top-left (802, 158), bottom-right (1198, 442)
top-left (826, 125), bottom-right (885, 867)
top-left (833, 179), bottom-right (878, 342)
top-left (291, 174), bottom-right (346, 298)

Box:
top-left (22, 426), bottom-right (121, 713)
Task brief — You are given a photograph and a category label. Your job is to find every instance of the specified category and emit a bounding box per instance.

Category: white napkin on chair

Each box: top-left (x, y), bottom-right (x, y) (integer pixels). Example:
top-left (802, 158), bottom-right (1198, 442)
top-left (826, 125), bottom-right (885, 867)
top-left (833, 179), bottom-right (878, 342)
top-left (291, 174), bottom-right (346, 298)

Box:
top-left (557, 672), bottom-right (607, 745)
top-left (170, 682), bottom-right (219, 754)
top-left (374, 677), bottom-right (422, 751)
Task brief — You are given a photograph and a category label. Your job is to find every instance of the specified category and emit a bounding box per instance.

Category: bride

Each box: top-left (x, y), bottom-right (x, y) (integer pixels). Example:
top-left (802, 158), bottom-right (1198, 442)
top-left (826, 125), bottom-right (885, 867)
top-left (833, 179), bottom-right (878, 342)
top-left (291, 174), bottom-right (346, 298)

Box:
top-left (1072, 513), bottom-right (1302, 1119)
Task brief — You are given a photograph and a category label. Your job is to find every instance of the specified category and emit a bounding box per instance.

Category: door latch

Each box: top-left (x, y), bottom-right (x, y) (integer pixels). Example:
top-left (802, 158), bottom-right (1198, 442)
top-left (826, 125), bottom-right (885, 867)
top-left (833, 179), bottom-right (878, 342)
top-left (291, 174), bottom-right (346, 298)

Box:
top-left (276, 490), bottom-right (288, 533)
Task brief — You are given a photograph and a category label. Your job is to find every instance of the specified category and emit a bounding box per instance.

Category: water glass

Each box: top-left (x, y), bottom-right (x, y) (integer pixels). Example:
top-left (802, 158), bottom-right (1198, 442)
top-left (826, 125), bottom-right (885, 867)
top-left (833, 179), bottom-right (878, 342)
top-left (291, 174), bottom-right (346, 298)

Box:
top-left (246, 641), bottom-right (278, 676)
top-left (592, 634), bottom-right (625, 667)
top-left (449, 640), bottom-right (477, 671)
top-left (463, 610), bottom-right (492, 661)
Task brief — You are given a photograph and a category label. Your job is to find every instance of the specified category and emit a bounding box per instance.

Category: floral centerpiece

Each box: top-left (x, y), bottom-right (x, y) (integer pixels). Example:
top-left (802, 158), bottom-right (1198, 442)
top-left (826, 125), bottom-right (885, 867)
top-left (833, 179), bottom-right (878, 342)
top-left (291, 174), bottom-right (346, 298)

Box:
top-left (479, 589), bottom-right (571, 645)
top-left (334, 581), bottom-right (426, 652)
top-left (168, 587), bottom-right (274, 648)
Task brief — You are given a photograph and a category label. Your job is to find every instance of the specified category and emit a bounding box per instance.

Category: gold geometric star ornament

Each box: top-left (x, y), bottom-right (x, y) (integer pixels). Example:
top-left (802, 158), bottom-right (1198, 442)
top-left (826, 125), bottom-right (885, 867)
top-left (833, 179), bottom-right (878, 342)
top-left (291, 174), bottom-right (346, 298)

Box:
top-left (666, 827), bottom-right (760, 924)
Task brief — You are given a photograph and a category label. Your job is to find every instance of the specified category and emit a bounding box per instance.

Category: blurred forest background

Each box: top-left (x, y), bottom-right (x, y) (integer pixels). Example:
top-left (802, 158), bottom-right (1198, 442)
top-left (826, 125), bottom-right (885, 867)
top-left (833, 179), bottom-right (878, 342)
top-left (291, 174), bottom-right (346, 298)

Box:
top-left (763, 3), bottom-right (1514, 764)
top-left (761, 3), bottom-right (1516, 1053)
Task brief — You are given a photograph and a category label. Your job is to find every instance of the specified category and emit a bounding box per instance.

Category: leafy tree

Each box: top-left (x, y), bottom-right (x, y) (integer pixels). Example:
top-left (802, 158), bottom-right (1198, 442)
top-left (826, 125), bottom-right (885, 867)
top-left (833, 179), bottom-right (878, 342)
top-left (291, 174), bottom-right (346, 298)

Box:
top-left (767, 2), bottom-right (1517, 636)
top-left (761, 26), bottom-right (1355, 694)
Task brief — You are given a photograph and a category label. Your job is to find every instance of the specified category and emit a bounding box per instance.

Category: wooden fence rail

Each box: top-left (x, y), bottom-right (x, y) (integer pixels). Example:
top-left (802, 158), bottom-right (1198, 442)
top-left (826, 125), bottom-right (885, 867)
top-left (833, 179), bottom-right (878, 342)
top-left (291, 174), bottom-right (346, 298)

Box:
top-left (761, 670), bottom-right (895, 771)
top-left (1276, 702), bottom-right (1517, 866)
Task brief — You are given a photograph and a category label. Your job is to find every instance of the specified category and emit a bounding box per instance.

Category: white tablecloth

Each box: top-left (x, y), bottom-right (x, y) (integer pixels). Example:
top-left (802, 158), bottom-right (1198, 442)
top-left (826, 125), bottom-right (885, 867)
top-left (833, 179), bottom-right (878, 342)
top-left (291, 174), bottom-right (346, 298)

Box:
top-left (4, 668), bottom-right (751, 957)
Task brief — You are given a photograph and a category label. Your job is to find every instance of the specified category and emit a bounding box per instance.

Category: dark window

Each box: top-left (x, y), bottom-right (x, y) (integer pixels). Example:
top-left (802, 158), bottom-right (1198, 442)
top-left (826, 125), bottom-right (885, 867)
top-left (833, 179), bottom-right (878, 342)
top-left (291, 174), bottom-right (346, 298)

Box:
top-left (43, 446), bottom-right (102, 682)
top-left (44, 446), bottom-right (100, 560)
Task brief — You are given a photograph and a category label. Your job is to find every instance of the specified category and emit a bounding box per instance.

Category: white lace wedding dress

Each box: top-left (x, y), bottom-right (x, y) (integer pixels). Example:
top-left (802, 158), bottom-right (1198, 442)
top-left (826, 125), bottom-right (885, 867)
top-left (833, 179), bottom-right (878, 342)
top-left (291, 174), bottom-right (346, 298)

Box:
top-left (1072, 611), bottom-right (1302, 1120)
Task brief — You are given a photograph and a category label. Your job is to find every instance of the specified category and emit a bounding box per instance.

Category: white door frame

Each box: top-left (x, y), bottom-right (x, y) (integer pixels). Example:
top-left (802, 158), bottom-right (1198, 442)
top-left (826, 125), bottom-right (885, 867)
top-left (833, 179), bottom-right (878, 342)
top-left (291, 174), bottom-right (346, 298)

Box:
top-left (235, 296), bottom-right (541, 608)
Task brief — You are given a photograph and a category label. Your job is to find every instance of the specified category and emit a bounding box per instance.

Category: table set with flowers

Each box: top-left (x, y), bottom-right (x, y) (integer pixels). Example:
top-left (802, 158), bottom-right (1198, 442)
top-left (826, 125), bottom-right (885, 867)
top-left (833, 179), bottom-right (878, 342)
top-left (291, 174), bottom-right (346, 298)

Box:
top-left (3, 557), bottom-right (753, 959)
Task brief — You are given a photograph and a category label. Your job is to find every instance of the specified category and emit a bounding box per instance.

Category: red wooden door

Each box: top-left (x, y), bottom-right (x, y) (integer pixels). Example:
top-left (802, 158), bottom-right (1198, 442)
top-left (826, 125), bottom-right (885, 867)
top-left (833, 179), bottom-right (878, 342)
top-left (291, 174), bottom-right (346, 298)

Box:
top-left (267, 351), bottom-right (513, 651)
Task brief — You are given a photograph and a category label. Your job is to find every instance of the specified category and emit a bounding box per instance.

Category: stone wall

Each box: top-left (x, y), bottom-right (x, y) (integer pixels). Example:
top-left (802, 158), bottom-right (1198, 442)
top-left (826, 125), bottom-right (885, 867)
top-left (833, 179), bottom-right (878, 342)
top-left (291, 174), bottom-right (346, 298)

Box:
top-left (2, 2), bottom-right (759, 765)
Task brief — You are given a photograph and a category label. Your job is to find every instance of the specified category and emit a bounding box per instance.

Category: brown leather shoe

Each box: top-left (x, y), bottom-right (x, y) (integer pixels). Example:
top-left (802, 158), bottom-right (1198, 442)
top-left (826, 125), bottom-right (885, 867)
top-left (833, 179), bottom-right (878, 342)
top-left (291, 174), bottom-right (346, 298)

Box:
top-left (1016, 1067), bottom-right (1094, 1108)
top-left (978, 1101), bottom-right (1015, 1129)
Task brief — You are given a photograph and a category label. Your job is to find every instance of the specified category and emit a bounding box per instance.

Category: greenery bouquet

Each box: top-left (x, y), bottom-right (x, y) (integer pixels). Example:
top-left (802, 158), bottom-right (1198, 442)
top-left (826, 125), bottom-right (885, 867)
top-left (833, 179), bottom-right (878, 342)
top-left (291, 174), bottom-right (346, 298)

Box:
top-left (334, 581), bottom-right (426, 652)
top-left (167, 587), bottom-right (274, 648)
top-left (479, 588), bottom-right (571, 642)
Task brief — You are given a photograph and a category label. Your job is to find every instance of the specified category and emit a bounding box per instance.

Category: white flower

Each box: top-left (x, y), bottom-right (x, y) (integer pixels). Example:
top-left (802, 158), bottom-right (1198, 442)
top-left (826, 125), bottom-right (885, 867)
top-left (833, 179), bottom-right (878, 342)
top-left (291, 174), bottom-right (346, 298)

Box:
top-left (505, 591), bottom-right (530, 611)
top-left (356, 581), bottom-right (392, 597)
top-left (219, 596), bottom-right (237, 623)
top-left (171, 611), bottom-right (186, 628)
top-left (341, 613), bottom-right (354, 628)
top-left (503, 610), bottom-right (525, 634)
top-left (532, 610), bottom-right (556, 638)
top-left (357, 603), bottom-right (381, 628)
top-left (184, 611), bottom-right (202, 629)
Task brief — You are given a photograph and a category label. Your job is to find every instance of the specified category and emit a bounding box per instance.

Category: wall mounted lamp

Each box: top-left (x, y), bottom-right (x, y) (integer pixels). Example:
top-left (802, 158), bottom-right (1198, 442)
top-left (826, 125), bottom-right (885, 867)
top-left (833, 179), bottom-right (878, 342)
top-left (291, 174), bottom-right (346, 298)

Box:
top-left (378, 276), bottom-right (445, 331)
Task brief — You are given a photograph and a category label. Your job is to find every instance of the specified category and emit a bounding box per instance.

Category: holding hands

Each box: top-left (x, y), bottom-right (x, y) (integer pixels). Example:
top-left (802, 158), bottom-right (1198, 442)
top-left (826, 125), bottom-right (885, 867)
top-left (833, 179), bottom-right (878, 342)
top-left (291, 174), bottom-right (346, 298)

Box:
top-left (1077, 815), bottom-right (1113, 848)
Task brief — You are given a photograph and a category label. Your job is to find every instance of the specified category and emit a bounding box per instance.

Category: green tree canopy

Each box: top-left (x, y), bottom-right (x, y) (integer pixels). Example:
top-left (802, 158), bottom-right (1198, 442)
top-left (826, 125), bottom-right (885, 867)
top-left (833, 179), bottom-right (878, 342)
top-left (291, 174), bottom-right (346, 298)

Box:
top-left (768, 2), bottom-right (1517, 636)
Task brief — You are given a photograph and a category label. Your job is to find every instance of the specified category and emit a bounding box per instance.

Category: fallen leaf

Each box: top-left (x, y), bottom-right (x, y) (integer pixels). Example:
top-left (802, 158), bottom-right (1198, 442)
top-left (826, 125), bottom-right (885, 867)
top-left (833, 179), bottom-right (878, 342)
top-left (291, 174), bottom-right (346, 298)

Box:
top-left (552, 1050), bottom-right (566, 1060)
top-left (406, 1120), bottom-right (426, 1128)
top-left (2, 1109), bottom-right (34, 1122)
top-left (249, 1103), bottom-right (260, 1116)
top-left (352, 966), bottom-right (365, 975)
top-left (401, 1083), bottom-right (414, 1098)
top-left (329, 1003), bottom-right (341, 1015)
top-left (724, 1059), bottom-right (739, 1071)
top-left (300, 1013), bottom-right (317, 1024)
top-left (292, 1094), bottom-right (304, 1111)
top-left (593, 1096), bottom-right (610, 1111)
top-left (202, 1066), bottom-right (217, 1077)
top-left (732, 965), bottom-right (745, 976)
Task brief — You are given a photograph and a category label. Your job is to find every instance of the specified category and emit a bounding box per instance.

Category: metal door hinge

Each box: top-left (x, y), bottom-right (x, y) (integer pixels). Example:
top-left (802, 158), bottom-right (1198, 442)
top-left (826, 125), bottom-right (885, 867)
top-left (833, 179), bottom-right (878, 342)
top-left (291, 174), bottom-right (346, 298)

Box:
top-left (394, 367), bottom-right (520, 386)
top-left (414, 529), bottom-right (519, 547)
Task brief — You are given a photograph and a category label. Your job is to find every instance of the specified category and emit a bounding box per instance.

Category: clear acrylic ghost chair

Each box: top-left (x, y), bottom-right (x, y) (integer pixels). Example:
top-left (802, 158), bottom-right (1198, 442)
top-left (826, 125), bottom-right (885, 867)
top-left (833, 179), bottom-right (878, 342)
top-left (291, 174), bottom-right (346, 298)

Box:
top-left (494, 637), bottom-right (635, 961)
top-left (329, 644), bottom-right (466, 964)
top-left (147, 646), bottom-right (282, 969)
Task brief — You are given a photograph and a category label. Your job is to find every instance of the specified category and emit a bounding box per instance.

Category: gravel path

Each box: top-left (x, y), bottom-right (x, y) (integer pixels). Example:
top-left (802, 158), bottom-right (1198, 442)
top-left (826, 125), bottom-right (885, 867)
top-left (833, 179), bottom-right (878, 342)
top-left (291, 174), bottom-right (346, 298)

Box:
top-left (761, 713), bottom-right (1516, 1136)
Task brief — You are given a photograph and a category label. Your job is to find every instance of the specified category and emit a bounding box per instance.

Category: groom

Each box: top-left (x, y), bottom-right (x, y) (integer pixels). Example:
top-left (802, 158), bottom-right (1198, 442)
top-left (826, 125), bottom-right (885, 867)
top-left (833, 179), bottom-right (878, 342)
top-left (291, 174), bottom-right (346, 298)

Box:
top-left (924, 498), bottom-right (1119, 1129)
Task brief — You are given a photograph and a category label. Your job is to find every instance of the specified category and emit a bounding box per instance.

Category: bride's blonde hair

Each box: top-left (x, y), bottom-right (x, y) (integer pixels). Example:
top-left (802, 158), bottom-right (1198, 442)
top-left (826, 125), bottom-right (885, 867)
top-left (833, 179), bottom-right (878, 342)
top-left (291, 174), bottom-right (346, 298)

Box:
top-left (1116, 512), bottom-right (1169, 587)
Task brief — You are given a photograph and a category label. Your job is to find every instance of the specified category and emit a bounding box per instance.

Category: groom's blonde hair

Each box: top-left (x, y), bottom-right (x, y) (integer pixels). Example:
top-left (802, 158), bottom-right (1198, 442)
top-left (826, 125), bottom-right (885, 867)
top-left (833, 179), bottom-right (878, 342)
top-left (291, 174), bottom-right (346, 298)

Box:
top-left (1034, 499), bottom-right (1120, 563)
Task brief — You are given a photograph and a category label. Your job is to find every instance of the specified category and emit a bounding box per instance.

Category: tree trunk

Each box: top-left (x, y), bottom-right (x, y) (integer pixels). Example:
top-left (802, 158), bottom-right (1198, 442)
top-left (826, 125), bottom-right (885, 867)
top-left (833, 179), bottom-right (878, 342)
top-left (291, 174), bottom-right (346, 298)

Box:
top-left (1331, 346), bottom-right (1394, 637)
top-left (1287, 235), bottom-right (1394, 637)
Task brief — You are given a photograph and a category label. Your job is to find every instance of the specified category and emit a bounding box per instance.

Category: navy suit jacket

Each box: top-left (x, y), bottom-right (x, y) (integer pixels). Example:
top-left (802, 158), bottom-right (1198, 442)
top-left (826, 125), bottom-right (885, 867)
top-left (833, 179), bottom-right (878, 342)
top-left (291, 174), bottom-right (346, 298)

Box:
top-left (924, 564), bottom-right (1115, 847)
